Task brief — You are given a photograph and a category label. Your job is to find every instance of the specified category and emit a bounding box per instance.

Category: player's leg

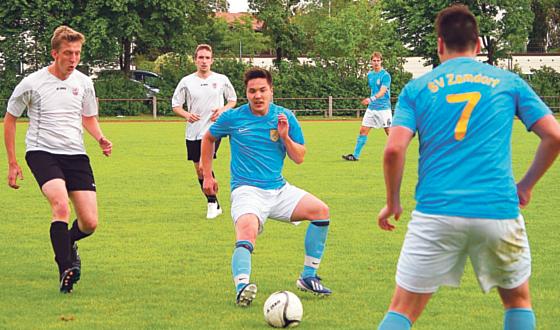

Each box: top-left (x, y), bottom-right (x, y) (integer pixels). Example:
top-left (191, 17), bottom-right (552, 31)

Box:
top-left (499, 281), bottom-right (535, 330)
top-left (382, 109), bottom-right (392, 136)
top-left (25, 151), bottom-right (78, 293)
top-left (343, 109), bottom-right (374, 161)
top-left (378, 285), bottom-right (431, 329)
top-left (233, 214), bottom-right (259, 307)
top-left (469, 216), bottom-right (534, 330)
top-left (188, 139), bottom-right (222, 218)
top-left (288, 191), bottom-right (332, 296)
top-left (230, 185), bottom-right (268, 306)
top-left (41, 179), bottom-right (80, 293)
top-left (68, 190), bottom-right (97, 274)
top-left (378, 211), bottom-right (469, 327)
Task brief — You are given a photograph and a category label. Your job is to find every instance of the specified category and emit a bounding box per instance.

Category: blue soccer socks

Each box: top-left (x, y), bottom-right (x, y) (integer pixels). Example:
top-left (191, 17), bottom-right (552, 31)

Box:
top-left (504, 308), bottom-right (535, 330)
top-left (378, 311), bottom-right (412, 330)
top-left (232, 240), bottom-right (253, 292)
top-left (302, 220), bottom-right (329, 278)
top-left (353, 135), bottom-right (368, 159)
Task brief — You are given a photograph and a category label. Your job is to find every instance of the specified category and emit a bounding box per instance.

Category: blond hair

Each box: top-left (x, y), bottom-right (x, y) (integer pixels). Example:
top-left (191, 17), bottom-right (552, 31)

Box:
top-left (194, 44), bottom-right (213, 58)
top-left (371, 52), bottom-right (383, 61)
top-left (51, 26), bottom-right (85, 50)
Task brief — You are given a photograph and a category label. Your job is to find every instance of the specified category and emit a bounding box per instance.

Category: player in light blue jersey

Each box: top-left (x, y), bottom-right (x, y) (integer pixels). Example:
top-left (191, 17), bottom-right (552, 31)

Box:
top-left (200, 68), bottom-right (332, 307)
top-left (376, 5), bottom-right (560, 330)
top-left (343, 51), bottom-right (392, 161)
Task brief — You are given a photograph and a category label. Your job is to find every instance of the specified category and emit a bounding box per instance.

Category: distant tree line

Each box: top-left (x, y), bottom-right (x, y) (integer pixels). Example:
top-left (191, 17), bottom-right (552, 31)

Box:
top-left (1, 0), bottom-right (560, 116)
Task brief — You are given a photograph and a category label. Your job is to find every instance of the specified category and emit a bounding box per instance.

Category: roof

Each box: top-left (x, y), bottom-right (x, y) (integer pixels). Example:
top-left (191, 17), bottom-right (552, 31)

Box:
top-left (214, 12), bottom-right (264, 31)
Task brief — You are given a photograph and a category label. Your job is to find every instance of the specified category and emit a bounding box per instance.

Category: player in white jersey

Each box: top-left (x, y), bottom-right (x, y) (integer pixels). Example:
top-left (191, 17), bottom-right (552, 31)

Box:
top-left (172, 44), bottom-right (237, 219)
top-left (3, 26), bottom-right (112, 294)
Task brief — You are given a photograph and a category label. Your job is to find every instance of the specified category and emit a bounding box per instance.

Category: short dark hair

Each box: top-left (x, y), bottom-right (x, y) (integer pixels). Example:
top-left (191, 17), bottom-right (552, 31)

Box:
top-left (435, 5), bottom-right (479, 52)
top-left (244, 67), bottom-right (272, 87)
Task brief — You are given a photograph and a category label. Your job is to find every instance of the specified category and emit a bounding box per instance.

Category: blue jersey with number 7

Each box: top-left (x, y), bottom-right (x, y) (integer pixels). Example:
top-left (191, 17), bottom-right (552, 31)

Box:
top-left (393, 57), bottom-right (551, 219)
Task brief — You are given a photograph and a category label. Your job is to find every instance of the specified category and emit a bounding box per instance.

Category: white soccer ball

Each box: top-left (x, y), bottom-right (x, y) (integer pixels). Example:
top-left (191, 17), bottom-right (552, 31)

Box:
top-left (263, 291), bottom-right (303, 328)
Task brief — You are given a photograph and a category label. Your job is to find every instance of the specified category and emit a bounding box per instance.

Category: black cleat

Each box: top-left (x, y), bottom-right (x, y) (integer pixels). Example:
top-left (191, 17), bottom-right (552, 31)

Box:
top-left (236, 283), bottom-right (257, 307)
top-left (70, 242), bottom-right (81, 281)
top-left (342, 154), bottom-right (359, 161)
top-left (59, 266), bottom-right (80, 293)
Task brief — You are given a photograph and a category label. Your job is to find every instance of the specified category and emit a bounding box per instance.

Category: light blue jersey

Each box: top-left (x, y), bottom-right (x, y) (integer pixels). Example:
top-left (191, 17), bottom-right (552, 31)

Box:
top-left (367, 69), bottom-right (391, 110)
top-left (393, 57), bottom-right (551, 219)
top-left (209, 103), bottom-right (304, 191)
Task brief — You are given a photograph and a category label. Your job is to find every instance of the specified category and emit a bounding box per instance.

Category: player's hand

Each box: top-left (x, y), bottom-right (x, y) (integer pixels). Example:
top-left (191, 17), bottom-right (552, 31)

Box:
top-left (516, 182), bottom-right (532, 209)
top-left (277, 114), bottom-right (289, 140)
top-left (203, 177), bottom-right (218, 196)
top-left (98, 136), bottom-right (113, 157)
top-left (210, 107), bottom-right (225, 122)
top-left (361, 98), bottom-right (371, 106)
top-left (377, 204), bottom-right (403, 231)
top-left (7, 162), bottom-right (23, 189)
top-left (186, 112), bottom-right (200, 123)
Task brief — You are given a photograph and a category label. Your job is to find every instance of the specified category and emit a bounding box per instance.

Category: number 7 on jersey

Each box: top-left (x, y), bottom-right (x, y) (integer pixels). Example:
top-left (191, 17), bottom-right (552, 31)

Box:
top-left (446, 92), bottom-right (481, 141)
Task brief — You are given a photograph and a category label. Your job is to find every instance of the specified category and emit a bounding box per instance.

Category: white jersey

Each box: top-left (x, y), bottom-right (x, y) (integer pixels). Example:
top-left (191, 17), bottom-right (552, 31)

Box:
top-left (171, 72), bottom-right (237, 140)
top-left (7, 67), bottom-right (98, 155)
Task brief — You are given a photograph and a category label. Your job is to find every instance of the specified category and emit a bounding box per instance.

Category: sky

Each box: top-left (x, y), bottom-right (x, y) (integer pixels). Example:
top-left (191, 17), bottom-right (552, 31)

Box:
top-left (228, 0), bottom-right (249, 13)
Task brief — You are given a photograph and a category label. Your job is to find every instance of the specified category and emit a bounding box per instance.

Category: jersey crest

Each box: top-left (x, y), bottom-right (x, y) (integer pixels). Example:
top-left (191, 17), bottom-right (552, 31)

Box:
top-left (270, 129), bottom-right (279, 142)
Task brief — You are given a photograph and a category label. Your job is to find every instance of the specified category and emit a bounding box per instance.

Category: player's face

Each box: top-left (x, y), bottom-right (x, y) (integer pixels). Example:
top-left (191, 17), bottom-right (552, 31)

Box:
top-left (371, 57), bottom-right (382, 71)
top-left (51, 41), bottom-right (82, 79)
top-left (246, 78), bottom-right (273, 116)
top-left (195, 49), bottom-right (213, 74)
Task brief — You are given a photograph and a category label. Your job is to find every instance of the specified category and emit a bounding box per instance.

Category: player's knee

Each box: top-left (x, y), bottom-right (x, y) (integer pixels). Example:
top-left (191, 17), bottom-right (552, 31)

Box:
top-left (51, 199), bottom-right (71, 219)
top-left (80, 218), bottom-right (98, 233)
top-left (311, 202), bottom-right (330, 220)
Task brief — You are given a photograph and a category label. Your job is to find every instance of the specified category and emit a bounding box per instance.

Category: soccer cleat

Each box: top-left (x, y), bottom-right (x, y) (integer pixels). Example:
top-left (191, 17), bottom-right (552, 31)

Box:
top-left (59, 266), bottom-right (80, 294)
top-left (206, 202), bottom-right (223, 219)
top-left (342, 154), bottom-right (358, 161)
top-left (70, 242), bottom-right (81, 281)
top-left (296, 275), bottom-right (332, 296)
top-left (236, 283), bottom-right (258, 307)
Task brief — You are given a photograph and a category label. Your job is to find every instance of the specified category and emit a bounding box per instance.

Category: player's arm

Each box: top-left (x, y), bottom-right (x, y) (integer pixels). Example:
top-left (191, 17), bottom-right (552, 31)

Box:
top-left (3, 113), bottom-right (23, 189)
top-left (172, 106), bottom-right (199, 123)
top-left (82, 115), bottom-right (112, 156)
top-left (201, 131), bottom-right (218, 195)
top-left (378, 126), bottom-right (414, 231)
top-left (516, 114), bottom-right (560, 208)
top-left (211, 99), bottom-right (236, 122)
top-left (278, 113), bottom-right (305, 164)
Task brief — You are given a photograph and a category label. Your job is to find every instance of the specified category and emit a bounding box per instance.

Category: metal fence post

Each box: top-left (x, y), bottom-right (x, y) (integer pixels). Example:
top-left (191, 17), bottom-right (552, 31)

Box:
top-left (328, 96), bottom-right (333, 118)
top-left (152, 96), bottom-right (157, 119)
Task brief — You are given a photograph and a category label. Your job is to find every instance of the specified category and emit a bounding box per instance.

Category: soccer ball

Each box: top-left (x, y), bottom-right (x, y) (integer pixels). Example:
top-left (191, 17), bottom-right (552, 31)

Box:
top-left (263, 291), bottom-right (303, 328)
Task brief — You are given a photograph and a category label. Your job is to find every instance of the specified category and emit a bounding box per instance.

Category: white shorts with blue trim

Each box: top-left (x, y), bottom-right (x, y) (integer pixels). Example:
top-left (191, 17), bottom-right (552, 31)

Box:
top-left (230, 182), bottom-right (308, 234)
top-left (396, 211), bottom-right (531, 294)
top-left (362, 109), bottom-right (392, 128)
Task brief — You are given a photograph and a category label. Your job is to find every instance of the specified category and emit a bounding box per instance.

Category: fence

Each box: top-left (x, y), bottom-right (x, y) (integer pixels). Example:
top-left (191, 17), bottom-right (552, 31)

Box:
top-left (2, 96), bottom-right (560, 118)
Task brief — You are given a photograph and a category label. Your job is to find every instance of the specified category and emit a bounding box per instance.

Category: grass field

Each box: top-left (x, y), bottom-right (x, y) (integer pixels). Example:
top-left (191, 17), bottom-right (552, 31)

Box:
top-left (0, 120), bottom-right (558, 329)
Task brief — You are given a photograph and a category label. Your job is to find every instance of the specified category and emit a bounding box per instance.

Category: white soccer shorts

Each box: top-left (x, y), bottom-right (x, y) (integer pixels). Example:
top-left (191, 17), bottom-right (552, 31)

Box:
top-left (396, 211), bottom-right (531, 294)
top-left (230, 183), bottom-right (308, 234)
top-left (361, 109), bottom-right (392, 128)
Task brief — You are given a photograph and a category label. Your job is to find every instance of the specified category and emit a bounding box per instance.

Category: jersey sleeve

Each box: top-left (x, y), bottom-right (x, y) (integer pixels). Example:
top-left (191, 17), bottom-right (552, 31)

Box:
top-left (381, 72), bottom-right (391, 88)
top-left (287, 110), bottom-right (305, 145)
top-left (6, 78), bottom-right (32, 117)
top-left (171, 79), bottom-right (187, 108)
top-left (515, 77), bottom-right (552, 131)
top-left (82, 78), bottom-right (98, 117)
top-left (209, 108), bottom-right (233, 139)
top-left (223, 77), bottom-right (237, 102)
top-left (392, 83), bottom-right (417, 133)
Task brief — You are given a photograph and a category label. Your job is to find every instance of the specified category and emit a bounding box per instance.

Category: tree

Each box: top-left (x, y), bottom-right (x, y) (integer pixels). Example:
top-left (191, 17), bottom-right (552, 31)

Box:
top-left (383, 0), bottom-right (533, 66)
top-left (527, 0), bottom-right (551, 52)
top-left (211, 15), bottom-right (271, 57)
top-left (249, 0), bottom-right (306, 64)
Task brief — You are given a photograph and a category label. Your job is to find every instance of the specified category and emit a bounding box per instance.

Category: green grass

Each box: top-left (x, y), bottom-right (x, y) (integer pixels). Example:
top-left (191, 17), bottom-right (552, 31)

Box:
top-left (0, 120), bottom-right (558, 329)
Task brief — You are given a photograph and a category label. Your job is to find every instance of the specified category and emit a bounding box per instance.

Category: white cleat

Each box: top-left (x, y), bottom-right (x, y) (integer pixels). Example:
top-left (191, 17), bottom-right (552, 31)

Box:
top-left (206, 202), bottom-right (223, 219)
